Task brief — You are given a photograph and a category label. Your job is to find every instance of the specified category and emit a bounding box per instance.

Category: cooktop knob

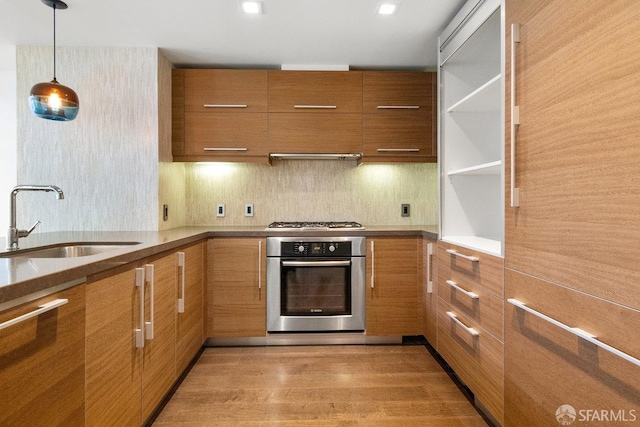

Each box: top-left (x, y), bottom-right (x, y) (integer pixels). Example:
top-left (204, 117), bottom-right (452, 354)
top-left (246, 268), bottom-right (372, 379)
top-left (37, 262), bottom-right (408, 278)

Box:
top-left (329, 245), bottom-right (336, 252)
top-left (297, 245), bottom-right (305, 253)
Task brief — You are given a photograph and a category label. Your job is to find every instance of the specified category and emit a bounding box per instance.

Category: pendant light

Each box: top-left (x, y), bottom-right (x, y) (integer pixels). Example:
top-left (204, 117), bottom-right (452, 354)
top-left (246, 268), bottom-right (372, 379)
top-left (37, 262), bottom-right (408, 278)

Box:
top-left (29, 0), bottom-right (79, 121)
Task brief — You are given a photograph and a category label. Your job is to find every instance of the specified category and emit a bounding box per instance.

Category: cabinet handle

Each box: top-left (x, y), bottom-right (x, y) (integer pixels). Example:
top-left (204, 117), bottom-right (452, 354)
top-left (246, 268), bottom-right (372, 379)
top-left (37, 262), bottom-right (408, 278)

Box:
top-left (510, 23), bottom-right (521, 208)
top-left (282, 260), bottom-right (351, 267)
top-left (508, 299), bottom-right (640, 368)
top-left (376, 148), bottom-right (420, 153)
top-left (145, 264), bottom-right (155, 341)
top-left (376, 105), bottom-right (420, 110)
top-left (446, 280), bottom-right (479, 299)
top-left (446, 249), bottom-right (479, 262)
top-left (204, 147), bottom-right (248, 152)
top-left (294, 105), bottom-right (337, 109)
top-left (426, 243), bottom-right (433, 294)
top-left (446, 311), bottom-right (479, 337)
top-left (370, 241), bottom-right (375, 289)
top-left (177, 252), bottom-right (186, 314)
top-left (135, 267), bottom-right (145, 348)
top-left (258, 241), bottom-right (262, 290)
top-left (203, 104), bottom-right (247, 108)
top-left (0, 298), bottom-right (68, 331)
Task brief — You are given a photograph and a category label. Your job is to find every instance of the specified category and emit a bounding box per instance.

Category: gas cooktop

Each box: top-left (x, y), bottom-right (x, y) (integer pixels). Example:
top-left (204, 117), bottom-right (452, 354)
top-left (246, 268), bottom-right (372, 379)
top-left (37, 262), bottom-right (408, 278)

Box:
top-left (266, 221), bottom-right (365, 231)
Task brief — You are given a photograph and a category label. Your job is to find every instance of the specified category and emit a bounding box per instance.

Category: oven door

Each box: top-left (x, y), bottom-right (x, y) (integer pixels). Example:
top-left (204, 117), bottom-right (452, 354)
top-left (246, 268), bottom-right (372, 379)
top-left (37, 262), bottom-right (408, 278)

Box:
top-left (267, 256), bottom-right (365, 332)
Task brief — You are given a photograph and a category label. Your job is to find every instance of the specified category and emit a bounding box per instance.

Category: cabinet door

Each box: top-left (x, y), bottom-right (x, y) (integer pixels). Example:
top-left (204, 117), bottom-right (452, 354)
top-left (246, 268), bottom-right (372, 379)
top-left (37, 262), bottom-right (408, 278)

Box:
top-left (86, 269), bottom-right (142, 426)
top-left (0, 286), bottom-right (85, 427)
top-left (210, 238), bottom-right (266, 337)
top-left (366, 237), bottom-right (420, 336)
top-left (505, 270), bottom-right (640, 426)
top-left (141, 254), bottom-right (177, 421)
top-left (176, 242), bottom-right (205, 375)
top-left (505, 0), bottom-right (640, 309)
top-left (363, 71), bottom-right (433, 113)
top-left (268, 71), bottom-right (362, 113)
top-left (184, 69), bottom-right (267, 112)
top-left (422, 238), bottom-right (438, 347)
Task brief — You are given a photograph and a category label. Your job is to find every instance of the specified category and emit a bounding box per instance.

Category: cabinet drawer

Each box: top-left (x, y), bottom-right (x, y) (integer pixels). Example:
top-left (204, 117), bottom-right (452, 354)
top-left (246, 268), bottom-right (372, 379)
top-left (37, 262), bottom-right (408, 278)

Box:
top-left (184, 69), bottom-right (267, 112)
top-left (505, 269), bottom-right (640, 426)
top-left (363, 71), bottom-right (434, 114)
top-left (268, 113), bottom-right (363, 154)
top-left (184, 113), bottom-right (268, 156)
top-left (268, 71), bottom-right (363, 113)
top-left (363, 113), bottom-right (435, 158)
top-left (438, 241), bottom-right (503, 298)
top-left (438, 273), bottom-right (503, 340)
top-left (438, 298), bottom-right (504, 424)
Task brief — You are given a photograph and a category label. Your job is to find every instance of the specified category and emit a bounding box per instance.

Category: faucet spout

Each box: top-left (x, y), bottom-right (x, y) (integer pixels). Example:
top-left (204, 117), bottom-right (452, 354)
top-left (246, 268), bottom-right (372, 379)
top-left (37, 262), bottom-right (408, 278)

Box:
top-left (6, 185), bottom-right (65, 250)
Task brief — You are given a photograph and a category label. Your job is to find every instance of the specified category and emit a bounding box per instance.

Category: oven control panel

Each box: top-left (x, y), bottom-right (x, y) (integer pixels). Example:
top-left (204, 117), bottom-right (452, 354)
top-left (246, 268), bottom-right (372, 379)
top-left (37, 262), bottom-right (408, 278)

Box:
top-left (281, 241), bottom-right (352, 257)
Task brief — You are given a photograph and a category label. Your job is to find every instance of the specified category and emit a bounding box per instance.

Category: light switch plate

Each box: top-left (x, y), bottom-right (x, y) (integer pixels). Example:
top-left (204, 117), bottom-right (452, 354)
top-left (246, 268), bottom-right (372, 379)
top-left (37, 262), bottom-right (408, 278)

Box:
top-left (401, 203), bottom-right (410, 217)
top-left (245, 203), bottom-right (254, 217)
top-left (216, 203), bottom-right (225, 217)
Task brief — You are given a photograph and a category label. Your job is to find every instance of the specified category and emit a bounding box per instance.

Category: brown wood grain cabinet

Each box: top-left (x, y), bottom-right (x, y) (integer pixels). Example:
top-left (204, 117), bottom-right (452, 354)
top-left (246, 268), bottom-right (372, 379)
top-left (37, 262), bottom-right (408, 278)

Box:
top-left (366, 237), bottom-right (421, 336)
top-left (362, 71), bottom-right (437, 162)
top-left (421, 237), bottom-right (438, 347)
top-left (0, 285), bottom-right (85, 427)
top-left (208, 238), bottom-right (266, 337)
top-left (504, 0), bottom-right (640, 425)
top-left (172, 69), bottom-right (269, 162)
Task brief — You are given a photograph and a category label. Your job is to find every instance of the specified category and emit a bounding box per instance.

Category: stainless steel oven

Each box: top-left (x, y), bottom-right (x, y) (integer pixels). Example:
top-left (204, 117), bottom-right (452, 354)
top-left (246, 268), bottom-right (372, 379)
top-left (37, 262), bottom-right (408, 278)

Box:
top-left (266, 236), bottom-right (366, 332)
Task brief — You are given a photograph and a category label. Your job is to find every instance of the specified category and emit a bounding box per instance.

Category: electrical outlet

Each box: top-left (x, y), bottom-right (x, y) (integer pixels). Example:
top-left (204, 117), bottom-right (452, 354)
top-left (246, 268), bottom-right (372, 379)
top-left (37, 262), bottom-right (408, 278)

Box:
top-left (401, 203), bottom-right (410, 217)
top-left (163, 204), bottom-right (169, 221)
top-left (216, 203), bottom-right (225, 217)
top-left (245, 203), bottom-right (254, 217)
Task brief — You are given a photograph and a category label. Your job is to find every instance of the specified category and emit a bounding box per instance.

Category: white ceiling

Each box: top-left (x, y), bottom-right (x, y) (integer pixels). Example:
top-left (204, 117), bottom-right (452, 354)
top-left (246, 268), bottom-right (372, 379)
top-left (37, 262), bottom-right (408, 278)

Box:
top-left (0, 0), bottom-right (465, 69)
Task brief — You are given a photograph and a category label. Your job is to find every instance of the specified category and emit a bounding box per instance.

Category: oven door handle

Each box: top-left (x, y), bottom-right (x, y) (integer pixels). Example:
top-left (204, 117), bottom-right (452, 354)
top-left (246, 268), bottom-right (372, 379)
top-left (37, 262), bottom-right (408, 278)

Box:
top-left (282, 260), bottom-right (351, 267)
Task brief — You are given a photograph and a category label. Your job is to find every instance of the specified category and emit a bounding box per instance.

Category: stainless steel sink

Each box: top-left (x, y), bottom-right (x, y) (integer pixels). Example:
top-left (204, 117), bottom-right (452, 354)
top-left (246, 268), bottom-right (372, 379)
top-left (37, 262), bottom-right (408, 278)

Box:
top-left (0, 242), bottom-right (141, 258)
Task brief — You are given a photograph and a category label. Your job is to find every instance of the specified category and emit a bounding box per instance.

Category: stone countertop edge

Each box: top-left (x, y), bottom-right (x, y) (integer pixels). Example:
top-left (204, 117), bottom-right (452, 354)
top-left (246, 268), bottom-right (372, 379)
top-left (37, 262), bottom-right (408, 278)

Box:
top-left (0, 225), bottom-right (438, 307)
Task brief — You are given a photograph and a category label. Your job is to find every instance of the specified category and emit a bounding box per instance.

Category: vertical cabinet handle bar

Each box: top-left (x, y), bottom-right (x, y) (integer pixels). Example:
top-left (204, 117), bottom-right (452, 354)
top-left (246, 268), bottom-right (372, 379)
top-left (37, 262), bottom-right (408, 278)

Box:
top-left (145, 264), bottom-right (155, 341)
top-left (446, 280), bottom-right (479, 299)
top-left (426, 243), bottom-right (433, 294)
top-left (135, 268), bottom-right (145, 348)
top-left (446, 311), bottom-right (480, 337)
top-left (370, 241), bottom-right (375, 289)
top-left (508, 299), bottom-right (640, 368)
top-left (446, 249), bottom-right (479, 262)
top-left (510, 23), bottom-right (521, 207)
top-left (258, 241), bottom-right (262, 290)
top-left (0, 298), bottom-right (68, 331)
top-left (177, 252), bottom-right (186, 314)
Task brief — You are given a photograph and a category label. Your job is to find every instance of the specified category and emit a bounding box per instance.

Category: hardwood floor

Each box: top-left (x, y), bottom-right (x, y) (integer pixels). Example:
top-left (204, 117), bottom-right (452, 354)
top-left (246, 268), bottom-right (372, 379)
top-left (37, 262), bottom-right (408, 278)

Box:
top-left (153, 345), bottom-right (490, 426)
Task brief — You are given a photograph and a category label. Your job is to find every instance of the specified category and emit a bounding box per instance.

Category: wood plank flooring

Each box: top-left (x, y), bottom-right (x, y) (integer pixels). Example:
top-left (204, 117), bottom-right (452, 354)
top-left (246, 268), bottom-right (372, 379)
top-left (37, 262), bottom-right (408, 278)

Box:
top-left (153, 345), bottom-right (490, 426)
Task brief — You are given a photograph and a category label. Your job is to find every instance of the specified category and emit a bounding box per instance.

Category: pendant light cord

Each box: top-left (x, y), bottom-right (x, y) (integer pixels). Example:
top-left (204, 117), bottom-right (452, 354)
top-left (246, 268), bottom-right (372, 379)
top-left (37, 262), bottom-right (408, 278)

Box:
top-left (52, 2), bottom-right (57, 83)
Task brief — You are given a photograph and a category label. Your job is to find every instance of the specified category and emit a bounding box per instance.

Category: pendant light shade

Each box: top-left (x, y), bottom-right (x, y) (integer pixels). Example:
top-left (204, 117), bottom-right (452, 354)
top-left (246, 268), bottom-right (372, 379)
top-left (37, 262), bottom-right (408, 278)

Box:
top-left (29, 0), bottom-right (79, 121)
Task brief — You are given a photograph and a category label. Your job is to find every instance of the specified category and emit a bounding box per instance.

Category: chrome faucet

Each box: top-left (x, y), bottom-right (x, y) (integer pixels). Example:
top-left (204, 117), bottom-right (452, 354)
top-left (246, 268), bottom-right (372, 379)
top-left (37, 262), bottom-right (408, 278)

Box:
top-left (6, 185), bottom-right (64, 250)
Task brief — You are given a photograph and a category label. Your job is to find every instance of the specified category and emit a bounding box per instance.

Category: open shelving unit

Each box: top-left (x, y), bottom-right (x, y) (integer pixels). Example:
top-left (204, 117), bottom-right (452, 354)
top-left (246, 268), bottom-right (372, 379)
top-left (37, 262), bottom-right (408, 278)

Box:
top-left (438, 0), bottom-right (504, 257)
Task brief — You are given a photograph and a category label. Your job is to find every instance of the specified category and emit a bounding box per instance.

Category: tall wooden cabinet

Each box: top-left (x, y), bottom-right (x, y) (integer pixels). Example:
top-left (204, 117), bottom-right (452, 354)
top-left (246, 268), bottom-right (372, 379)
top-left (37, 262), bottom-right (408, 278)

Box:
top-left (504, 0), bottom-right (640, 425)
top-left (0, 285), bottom-right (85, 427)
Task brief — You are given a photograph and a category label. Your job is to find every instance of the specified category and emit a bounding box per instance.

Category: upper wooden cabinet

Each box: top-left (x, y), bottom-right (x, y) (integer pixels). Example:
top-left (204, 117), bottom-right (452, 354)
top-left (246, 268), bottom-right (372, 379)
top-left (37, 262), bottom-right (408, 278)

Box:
top-left (267, 71), bottom-right (362, 113)
top-left (362, 72), bottom-right (437, 162)
top-left (172, 69), bottom-right (269, 163)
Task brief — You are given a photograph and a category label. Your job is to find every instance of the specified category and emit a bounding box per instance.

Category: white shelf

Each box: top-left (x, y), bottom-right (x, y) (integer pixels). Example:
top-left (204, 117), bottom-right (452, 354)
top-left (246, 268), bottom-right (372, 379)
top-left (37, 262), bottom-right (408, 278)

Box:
top-left (447, 160), bottom-right (502, 176)
top-left (447, 74), bottom-right (502, 113)
top-left (441, 235), bottom-right (502, 258)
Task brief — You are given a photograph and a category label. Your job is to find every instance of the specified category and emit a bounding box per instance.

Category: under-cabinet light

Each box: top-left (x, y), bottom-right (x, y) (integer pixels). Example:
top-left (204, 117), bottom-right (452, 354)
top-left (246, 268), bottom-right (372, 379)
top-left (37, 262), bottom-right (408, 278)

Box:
top-left (376, 3), bottom-right (399, 15)
top-left (241, 1), bottom-right (263, 14)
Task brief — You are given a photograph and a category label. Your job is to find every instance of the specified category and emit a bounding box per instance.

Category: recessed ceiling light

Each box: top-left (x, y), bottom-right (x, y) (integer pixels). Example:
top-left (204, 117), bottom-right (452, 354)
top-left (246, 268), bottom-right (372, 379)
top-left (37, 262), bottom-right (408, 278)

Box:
top-left (241, 1), bottom-right (263, 14)
top-left (376, 3), bottom-right (399, 15)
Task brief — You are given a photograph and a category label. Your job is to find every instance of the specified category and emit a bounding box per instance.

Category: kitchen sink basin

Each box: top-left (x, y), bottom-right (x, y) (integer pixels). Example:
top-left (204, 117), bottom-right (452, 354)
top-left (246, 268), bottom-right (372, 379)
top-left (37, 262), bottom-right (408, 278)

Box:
top-left (0, 242), bottom-right (142, 258)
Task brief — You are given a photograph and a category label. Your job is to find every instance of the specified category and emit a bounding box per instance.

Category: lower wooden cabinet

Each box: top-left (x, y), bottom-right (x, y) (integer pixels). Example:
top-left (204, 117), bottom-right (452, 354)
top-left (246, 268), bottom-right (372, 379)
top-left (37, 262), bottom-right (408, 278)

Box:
top-left (366, 237), bottom-right (421, 336)
top-left (208, 238), bottom-right (266, 337)
top-left (0, 285), bottom-right (85, 427)
top-left (505, 269), bottom-right (640, 426)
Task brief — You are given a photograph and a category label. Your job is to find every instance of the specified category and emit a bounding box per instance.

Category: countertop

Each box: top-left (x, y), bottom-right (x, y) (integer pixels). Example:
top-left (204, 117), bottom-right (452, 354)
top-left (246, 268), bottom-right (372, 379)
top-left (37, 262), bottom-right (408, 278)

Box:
top-left (0, 225), bottom-right (438, 308)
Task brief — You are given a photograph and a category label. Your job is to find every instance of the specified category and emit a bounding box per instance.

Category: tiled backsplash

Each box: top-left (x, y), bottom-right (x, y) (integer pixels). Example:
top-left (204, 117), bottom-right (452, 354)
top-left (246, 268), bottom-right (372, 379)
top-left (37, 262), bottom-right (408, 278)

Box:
top-left (185, 160), bottom-right (438, 226)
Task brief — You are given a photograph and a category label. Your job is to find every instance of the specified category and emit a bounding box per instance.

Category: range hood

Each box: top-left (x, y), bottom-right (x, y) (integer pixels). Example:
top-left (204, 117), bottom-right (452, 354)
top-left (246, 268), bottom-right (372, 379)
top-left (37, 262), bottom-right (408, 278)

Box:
top-left (269, 153), bottom-right (362, 161)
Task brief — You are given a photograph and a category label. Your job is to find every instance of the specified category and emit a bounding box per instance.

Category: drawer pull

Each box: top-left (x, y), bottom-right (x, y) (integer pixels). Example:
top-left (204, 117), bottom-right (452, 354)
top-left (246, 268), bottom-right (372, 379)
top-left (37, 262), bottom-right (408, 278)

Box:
top-left (508, 299), bottom-right (640, 368)
top-left (0, 298), bottom-right (68, 331)
top-left (446, 311), bottom-right (479, 337)
top-left (446, 249), bottom-right (479, 262)
top-left (294, 105), bottom-right (337, 109)
top-left (204, 147), bottom-right (248, 152)
top-left (376, 148), bottom-right (420, 153)
top-left (377, 105), bottom-right (420, 110)
top-left (446, 280), bottom-right (479, 299)
top-left (203, 104), bottom-right (247, 108)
